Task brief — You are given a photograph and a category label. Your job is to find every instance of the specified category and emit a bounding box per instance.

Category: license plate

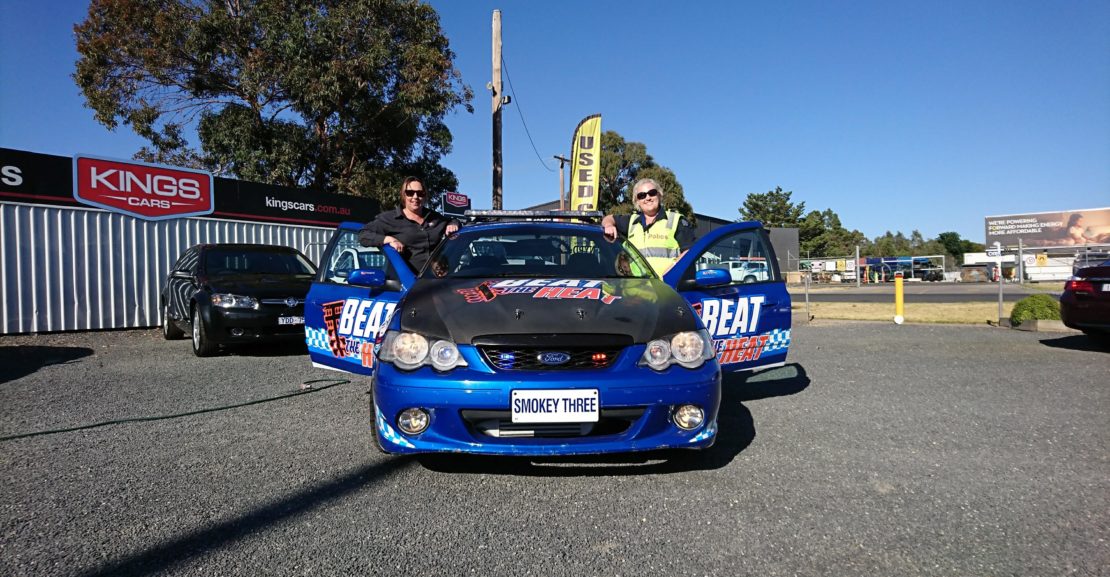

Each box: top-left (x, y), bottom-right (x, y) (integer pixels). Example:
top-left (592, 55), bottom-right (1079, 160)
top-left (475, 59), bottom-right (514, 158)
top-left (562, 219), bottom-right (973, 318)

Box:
top-left (511, 389), bottom-right (599, 423)
top-left (278, 316), bottom-right (304, 325)
top-left (1102, 284), bottom-right (1110, 292)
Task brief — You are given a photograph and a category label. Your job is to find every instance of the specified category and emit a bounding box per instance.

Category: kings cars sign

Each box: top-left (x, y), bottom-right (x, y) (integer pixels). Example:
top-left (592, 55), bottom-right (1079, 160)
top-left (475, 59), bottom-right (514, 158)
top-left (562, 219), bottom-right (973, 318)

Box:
top-left (73, 154), bottom-right (214, 220)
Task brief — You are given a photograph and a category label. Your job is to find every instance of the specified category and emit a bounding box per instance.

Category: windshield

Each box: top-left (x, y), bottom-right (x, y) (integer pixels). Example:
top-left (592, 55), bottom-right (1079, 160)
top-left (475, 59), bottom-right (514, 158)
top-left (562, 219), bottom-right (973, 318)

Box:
top-left (204, 248), bottom-right (317, 276)
top-left (422, 226), bottom-right (655, 279)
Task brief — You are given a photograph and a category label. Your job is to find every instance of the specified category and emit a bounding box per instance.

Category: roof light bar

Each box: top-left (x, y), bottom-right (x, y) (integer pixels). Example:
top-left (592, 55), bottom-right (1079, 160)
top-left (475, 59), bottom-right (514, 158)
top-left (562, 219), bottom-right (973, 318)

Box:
top-left (464, 210), bottom-right (604, 222)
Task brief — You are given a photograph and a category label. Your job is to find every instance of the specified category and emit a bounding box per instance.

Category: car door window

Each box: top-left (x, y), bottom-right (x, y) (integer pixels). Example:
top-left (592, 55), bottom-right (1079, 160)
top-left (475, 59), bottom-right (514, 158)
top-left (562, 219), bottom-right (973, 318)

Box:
top-left (693, 229), bottom-right (779, 285)
top-left (175, 248), bottom-right (199, 274)
top-left (319, 229), bottom-right (395, 285)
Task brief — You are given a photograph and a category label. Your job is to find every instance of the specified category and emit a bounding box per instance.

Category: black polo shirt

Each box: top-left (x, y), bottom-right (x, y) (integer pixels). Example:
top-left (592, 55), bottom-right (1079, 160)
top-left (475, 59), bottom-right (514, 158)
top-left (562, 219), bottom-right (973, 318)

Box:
top-left (358, 208), bottom-right (459, 272)
top-left (612, 211), bottom-right (695, 251)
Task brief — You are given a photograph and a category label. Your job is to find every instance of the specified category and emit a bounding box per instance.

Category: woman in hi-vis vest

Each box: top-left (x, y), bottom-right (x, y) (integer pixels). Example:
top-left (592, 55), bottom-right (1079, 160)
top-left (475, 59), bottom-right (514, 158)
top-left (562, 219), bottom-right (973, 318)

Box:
top-left (602, 178), bottom-right (694, 275)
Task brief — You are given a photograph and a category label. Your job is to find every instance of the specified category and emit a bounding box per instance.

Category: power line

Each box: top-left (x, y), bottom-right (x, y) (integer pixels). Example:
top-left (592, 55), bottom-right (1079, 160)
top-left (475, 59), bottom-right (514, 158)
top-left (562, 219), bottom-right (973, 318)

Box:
top-left (501, 55), bottom-right (556, 173)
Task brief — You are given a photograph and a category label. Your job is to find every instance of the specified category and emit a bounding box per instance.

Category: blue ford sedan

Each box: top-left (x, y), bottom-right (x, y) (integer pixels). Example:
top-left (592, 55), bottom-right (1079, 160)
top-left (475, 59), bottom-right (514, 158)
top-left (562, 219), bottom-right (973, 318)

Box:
top-left (305, 212), bottom-right (791, 456)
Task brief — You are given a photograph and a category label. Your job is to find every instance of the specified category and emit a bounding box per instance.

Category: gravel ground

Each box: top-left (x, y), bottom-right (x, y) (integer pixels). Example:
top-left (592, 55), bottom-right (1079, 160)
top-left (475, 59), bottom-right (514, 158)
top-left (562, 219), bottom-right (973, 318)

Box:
top-left (1, 323), bottom-right (1107, 577)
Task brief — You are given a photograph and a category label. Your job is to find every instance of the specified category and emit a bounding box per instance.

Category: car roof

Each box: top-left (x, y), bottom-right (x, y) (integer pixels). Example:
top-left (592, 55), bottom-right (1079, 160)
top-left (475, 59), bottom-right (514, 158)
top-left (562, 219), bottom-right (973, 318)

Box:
top-left (198, 243), bottom-right (299, 252)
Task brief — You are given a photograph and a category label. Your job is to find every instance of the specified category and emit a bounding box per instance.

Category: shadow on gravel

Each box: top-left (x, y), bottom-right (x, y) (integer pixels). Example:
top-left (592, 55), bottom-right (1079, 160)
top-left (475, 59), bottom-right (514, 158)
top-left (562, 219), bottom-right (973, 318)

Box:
top-left (0, 345), bottom-right (95, 384)
top-left (220, 342), bottom-right (309, 358)
top-left (76, 458), bottom-right (413, 577)
top-left (1039, 334), bottom-right (1109, 353)
top-left (416, 364), bottom-right (810, 477)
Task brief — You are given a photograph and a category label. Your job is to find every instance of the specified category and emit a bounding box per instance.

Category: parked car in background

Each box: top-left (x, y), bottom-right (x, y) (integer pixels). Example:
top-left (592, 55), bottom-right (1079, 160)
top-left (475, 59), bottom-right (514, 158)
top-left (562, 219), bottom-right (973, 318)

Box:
top-left (162, 244), bottom-right (317, 356)
top-left (304, 212), bottom-right (792, 456)
top-left (1060, 258), bottom-right (1110, 345)
top-left (1072, 251), bottom-right (1110, 275)
top-left (720, 260), bottom-right (769, 283)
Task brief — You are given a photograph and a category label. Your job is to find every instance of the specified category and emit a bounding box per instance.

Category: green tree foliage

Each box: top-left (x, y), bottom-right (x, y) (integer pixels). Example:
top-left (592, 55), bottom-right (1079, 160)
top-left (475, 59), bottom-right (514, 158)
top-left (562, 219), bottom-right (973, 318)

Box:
top-left (937, 231), bottom-right (985, 265)
top-left (738, 187), bottom-right (806, 228)
top-left (597, 131), bottom-right (693, 221)
top-left (73, 0), bottom-right (473, 208)
top-left (800, 209), bottom-right (868, 257)
top-left (739, 188), bottom-right (872, 257)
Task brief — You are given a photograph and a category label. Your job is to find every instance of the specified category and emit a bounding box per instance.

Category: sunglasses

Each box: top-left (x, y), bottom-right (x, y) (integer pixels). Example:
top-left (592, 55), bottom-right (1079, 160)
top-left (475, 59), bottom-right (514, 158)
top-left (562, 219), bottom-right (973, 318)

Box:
top-left (403, 189), bottom-right (427, 197)
top-left (635, 189), bottom-right (660, 201)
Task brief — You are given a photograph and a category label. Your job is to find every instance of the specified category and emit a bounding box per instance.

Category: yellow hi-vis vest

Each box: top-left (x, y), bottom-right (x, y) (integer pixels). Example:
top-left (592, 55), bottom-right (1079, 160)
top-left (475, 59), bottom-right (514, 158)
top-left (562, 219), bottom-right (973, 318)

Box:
top-left (628, 210), bottom-right (681, 275)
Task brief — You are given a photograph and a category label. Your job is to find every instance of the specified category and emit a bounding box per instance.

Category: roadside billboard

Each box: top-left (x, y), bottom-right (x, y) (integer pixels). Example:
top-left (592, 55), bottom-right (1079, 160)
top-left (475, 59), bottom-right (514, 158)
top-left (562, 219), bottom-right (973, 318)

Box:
top-left (985, 207), bottom-right (1110, 248)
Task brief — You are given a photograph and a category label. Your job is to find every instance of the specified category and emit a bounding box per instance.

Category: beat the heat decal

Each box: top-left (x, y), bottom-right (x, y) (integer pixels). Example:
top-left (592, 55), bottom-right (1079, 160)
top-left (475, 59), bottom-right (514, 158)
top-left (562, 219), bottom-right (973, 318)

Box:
top-left (309, 298), bottom-right (396, 368)
top-left (456, 279), bottom-right (621, 305)
top-left (692, 295), bottom-right (790, 365)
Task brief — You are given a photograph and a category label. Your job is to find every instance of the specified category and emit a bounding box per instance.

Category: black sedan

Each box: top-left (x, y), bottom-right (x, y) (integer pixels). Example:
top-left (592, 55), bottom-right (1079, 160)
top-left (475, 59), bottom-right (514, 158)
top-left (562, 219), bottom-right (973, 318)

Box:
top-left (161, 243), bottom-right (317, 356)
top-left (1061, 258), bottom-right (1110, 345)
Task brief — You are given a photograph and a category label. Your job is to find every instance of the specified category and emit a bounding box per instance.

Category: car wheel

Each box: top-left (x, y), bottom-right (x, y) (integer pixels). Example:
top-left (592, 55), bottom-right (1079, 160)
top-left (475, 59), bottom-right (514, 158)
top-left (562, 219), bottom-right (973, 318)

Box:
top-left (191, 306), bottom-right (217, 357)
top-left (743, 275), bottom-right (757, 284)
top-left (162, 301), bottom-right (184, 340)
top-left (1085, 331), bottom-right (1110, 349)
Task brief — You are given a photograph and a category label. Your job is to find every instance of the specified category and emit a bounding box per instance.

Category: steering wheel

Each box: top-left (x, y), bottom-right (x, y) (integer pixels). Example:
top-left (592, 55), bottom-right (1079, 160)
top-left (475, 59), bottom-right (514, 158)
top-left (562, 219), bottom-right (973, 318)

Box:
top-left (550, 238), bottom-right (572, 256)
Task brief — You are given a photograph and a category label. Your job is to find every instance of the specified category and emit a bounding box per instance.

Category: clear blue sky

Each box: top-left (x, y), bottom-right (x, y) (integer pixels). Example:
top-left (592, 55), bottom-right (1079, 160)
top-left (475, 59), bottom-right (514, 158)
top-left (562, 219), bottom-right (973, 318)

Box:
top-left (2, 0), bottom-right (1107, 242)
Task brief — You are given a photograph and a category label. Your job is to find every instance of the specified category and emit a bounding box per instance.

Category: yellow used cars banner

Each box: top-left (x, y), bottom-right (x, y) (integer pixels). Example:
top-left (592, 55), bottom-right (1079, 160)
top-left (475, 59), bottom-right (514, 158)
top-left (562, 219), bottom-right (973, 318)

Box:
top-left (569, 114), bottom-right (602, 211)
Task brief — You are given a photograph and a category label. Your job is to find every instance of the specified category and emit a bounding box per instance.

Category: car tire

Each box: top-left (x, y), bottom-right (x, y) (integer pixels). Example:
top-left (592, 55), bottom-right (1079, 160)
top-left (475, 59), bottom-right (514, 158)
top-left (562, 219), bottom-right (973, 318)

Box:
top-left (743, 275), bottom-right (757, 284)
top-left (191, 306), bottom-right (217, 357)
top-left (1085, 331), bottom-right (1110, 349)
top-left (162, 301), bottom-right (184, 340)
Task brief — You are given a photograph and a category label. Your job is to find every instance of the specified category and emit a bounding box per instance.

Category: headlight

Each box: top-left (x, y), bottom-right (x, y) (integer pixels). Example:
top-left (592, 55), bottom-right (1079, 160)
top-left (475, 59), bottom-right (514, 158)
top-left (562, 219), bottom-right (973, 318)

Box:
top-left (210, 293), bottom-right (259, 309)
top-left (640, 330), bottom-right (713, 370)
top-left (379, 331), bottom-right (467, 372)
top-left (390, 332), bottom-right (428, 369)
top-left (644, 339), bottom-right (671, 370)
top-left (671, 331), bottom-right (706, 366)
top-left (429, 340), bottom-right (461, 370)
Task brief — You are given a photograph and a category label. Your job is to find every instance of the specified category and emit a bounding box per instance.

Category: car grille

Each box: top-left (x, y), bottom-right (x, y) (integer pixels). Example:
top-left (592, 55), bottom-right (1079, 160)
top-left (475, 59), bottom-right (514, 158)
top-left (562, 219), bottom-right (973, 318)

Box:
top-left (473, 333), bottom-right (633, 372)
top-left (259, 298), bottom-right (305, 307)
top-left (461, 408), bottom-right (646, 438)
top-left (479, 347), bottom-right (623, 370)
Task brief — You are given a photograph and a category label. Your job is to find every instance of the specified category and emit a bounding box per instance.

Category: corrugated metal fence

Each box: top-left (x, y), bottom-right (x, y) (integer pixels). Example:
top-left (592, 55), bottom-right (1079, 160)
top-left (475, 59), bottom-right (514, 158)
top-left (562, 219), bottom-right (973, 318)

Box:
top-left (1, 202), bottom-right (334, 334)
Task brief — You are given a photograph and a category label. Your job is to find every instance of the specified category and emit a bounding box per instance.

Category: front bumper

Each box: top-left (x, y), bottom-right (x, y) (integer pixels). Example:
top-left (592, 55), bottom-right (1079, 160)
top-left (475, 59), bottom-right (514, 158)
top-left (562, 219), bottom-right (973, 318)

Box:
top-left (371, 345), bottom-right (721, 456)
top-left (203, 305), bottom-right (307, 344)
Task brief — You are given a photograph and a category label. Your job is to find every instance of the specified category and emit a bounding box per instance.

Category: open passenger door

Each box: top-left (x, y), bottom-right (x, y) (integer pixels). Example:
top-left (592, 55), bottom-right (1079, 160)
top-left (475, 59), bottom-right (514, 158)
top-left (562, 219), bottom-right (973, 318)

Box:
top-left (663, 222), bottom-right (792, 373)
top-left (305, 223), bottom-right (414, 376)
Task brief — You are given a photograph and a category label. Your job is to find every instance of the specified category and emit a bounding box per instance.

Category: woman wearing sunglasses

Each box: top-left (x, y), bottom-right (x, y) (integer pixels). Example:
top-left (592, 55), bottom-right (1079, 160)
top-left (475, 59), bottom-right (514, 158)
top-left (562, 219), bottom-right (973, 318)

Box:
top-left (359, 176), bottom-right (460, 273)
top-left (601, 178), bottom-right (694, 275)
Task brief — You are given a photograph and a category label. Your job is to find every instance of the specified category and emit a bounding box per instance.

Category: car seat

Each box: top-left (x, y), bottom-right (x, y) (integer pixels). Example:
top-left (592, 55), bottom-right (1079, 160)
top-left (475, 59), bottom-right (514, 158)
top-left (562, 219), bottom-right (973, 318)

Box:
top-left (465, 254), bottom-right (506, 272)
top-left (566, 252), bottom-right (603, 277)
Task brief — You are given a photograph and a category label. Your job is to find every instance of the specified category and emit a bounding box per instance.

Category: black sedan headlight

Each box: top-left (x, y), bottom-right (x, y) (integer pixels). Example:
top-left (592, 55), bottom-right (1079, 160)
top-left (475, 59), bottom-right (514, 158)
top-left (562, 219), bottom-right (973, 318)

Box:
top-left (640, 329), bottom-right (714, 370)
top-left (210, 293), bottom-right (259, 309)
top-left (379, 331), bottom-right (468, 371)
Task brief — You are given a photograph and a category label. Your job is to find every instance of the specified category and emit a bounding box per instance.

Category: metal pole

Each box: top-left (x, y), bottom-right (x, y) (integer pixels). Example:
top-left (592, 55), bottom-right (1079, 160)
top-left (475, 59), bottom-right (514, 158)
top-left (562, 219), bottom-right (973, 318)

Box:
top-left (804, 267), bottom-right (811, 322)
top-left (1018, 238), bottom-right (1024, 284)
top-left (995, 241), bottom-right (1004, 325)
top-left (554, 155), bottom-right (569, 210)
top-left (855, 245), bottom-right (860, 288)
top-left (491, 10), bottom-right (503, 209)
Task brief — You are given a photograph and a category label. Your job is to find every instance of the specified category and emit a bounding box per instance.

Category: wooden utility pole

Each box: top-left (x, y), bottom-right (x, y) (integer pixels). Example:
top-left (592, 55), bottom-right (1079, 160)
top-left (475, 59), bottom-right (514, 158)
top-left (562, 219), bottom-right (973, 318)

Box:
top-left (491, 10), bottom-right (503, 209)
top-left (554, 155), bottom-right (569, 210)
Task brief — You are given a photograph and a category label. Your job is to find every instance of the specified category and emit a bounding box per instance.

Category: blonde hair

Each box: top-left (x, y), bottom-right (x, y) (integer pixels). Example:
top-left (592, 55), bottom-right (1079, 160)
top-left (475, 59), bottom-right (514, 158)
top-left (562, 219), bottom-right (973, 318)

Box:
top-left (632, 178), bottom-right (662, 197)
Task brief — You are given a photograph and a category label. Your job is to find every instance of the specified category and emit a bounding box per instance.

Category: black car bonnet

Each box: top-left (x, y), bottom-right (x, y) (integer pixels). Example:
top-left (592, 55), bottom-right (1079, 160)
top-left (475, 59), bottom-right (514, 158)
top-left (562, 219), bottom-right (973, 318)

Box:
top-left (397, 277), bottom-right (700, 344)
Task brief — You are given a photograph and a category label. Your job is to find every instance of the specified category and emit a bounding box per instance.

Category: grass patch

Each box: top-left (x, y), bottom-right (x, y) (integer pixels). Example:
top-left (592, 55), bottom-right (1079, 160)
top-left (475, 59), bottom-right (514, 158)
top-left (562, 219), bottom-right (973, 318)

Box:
top-left (1021, 282), bottom-right (1065, 293)
top-left (793, 302), bottom-right (1015, 324)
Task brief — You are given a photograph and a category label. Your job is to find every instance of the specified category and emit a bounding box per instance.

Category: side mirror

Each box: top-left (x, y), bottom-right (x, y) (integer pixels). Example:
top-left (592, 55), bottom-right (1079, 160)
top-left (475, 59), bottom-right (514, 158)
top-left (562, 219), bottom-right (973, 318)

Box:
top-left (694, 268), bottom-right (731, 288)
top-left (348, 269), bottom-right (386, 288)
